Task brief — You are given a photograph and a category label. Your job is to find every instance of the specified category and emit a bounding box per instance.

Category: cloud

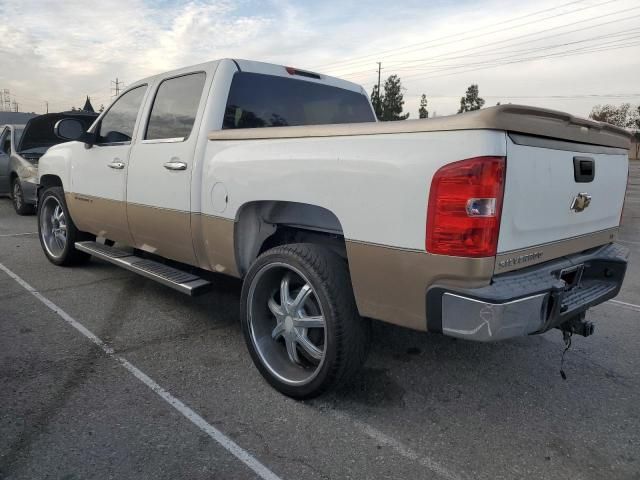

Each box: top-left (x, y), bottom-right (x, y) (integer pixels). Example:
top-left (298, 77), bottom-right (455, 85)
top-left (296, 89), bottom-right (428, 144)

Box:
top-left (1, 0), bottom-right (638, 116)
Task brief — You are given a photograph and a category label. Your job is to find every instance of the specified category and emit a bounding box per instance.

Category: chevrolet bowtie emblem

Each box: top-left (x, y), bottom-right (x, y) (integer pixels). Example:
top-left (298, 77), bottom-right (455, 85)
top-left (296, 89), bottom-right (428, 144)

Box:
top-left (571, 192), bottom-right (592, 212)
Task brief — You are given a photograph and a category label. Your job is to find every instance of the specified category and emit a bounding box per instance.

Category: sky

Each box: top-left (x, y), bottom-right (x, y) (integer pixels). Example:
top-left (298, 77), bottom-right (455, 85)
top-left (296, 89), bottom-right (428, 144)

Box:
top-left (0, 0), bottom-right (638, 118)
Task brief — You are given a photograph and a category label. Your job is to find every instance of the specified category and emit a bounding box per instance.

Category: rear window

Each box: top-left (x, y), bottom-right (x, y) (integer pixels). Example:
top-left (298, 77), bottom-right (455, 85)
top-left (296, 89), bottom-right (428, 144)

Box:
top-left (223, 72), bottom-right (375, 129)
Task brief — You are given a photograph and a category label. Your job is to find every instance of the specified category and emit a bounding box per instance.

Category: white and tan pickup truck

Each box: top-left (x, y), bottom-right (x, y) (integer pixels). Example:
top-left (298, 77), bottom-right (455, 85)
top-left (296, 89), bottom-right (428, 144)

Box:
top-left (37, 58), bottom-right (631, 398)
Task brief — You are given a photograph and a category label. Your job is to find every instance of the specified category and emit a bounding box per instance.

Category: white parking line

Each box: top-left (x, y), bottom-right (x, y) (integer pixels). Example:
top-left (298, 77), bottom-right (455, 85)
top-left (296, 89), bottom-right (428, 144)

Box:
top-left (608, 299), bottom-right (640, 313)
top-left (0, 262), bottom-right (282, 480)
top-left (0, 232), bottom-right (38, 237)
top-left (331, 410), bottom-right (463, 480)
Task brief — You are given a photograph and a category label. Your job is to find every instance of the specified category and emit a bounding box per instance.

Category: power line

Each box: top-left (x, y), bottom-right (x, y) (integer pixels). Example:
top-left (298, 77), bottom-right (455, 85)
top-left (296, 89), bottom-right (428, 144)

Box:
top-left (404, 93), bottom-right (640, 99)
top-left (313, 0), bottom-right (620, 72)
top-left (338, 6), bottom-right (640, 80)
top-left (398, 39), bottom-right (640, 83)
top-left (391, 31), bottom-right (640, 76)
top-left (340, 15), bottom-right (640, 80)
top-left (310, 0), bottom-right (592, 70)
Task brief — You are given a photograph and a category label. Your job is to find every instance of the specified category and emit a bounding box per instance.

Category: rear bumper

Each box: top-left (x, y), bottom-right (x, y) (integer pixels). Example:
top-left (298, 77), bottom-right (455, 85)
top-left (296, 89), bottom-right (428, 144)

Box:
top-left (426, 243), bottom-right (629, 342)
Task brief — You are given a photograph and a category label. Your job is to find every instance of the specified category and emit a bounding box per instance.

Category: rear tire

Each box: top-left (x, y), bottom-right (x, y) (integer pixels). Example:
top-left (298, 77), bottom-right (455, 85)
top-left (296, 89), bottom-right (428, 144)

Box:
top-left (38, 186), bottom-right (93, 266)
top-left (12, 178), bottom-right (35, 215)
top-left (240, 243), bottom-right (370, 399)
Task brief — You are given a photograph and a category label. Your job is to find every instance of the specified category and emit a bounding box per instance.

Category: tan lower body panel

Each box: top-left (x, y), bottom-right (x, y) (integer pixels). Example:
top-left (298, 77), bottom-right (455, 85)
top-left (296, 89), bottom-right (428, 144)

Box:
top-left (126, 203), bottom-right (198, 265)
top-left (345, 240), bottom-right (495, 331)
top-left (65, 192), bottom-right (240, 275)
top-left (192, 213), bottom-right (240, 277)
top-left (494, 228), bottom-right (618, 274)
top-left (65, 193), bottom-right (135, 246)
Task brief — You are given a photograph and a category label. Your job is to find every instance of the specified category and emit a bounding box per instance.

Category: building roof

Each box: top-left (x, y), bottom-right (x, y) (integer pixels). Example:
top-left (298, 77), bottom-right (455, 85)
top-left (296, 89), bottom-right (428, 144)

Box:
top-left (0, 112), bottom-right (37, 125)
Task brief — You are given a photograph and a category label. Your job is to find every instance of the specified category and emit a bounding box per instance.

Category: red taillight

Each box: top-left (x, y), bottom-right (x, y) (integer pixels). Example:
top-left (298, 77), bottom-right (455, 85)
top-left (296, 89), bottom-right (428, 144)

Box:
top-left (426, 156), bottom-right (506, 257)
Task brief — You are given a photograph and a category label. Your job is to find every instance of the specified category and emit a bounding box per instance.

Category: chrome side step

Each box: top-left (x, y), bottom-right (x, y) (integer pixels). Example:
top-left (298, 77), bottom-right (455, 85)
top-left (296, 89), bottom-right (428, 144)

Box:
top-left (75, 241), bottom-right (211, 296)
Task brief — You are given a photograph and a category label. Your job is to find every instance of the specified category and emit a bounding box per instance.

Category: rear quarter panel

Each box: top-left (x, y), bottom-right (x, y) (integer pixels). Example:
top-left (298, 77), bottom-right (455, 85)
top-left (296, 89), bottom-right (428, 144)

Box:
top-left (198, 129), bottom-right (506, 331)
top-left (201, 129), bottom-right (507, 250)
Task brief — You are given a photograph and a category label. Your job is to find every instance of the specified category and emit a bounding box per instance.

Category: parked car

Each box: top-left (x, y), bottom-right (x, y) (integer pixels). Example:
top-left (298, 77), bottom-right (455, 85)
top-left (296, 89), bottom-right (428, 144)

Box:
top-left (0, 112), bottom-right (97, 214)
top-left (36, 59), bottom-right (631, 398)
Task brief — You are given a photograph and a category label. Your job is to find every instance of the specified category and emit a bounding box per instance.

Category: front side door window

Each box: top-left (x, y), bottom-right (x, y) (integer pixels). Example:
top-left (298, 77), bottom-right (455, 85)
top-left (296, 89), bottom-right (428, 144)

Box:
top-left (97, 86), bottom-right (147, 145)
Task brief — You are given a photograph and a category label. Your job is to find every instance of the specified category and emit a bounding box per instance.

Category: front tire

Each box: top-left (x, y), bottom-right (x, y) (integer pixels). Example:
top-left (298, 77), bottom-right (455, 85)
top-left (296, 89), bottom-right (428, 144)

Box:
top-left (240, 243), bottom-right (370, 399)
top-left (38, 186), bottom-right (93, 266)
top-left (12, 178), bottom-right (35, 215)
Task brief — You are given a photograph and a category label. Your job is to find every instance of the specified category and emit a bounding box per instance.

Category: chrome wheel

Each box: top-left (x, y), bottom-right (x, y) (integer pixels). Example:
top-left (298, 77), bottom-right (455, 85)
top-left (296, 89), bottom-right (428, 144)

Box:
top-left (12, 181), bottom-right (22, 210)
top-left (40, 196), bottom-right (68, 259)
top-left (248, 263), bottom-right (327, 386)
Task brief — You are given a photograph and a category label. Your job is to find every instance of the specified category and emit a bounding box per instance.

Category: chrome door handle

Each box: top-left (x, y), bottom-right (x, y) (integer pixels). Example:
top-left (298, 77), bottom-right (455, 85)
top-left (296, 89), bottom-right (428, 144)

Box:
top-left (108, 161), bottom-right (125, 170)
top-left (164, 161), bottom-right (187, 171)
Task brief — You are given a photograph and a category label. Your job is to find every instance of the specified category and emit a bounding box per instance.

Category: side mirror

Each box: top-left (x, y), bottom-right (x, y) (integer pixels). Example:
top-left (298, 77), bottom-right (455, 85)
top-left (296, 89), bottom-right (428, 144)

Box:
top-left (54, 118), bottom-right (96, 146)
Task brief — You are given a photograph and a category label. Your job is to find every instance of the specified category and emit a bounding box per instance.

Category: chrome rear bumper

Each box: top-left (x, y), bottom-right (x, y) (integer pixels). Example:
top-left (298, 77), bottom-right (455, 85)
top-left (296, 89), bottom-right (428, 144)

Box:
top-left (426, 243), bottom-right (629, 342)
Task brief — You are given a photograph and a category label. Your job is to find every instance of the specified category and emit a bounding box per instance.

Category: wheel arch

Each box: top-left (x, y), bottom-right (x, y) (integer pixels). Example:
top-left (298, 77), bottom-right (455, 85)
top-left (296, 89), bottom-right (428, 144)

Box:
top-left (39, 174), bottom-right (64, 190)
top-left (233, 200), bottom-right (348, 276)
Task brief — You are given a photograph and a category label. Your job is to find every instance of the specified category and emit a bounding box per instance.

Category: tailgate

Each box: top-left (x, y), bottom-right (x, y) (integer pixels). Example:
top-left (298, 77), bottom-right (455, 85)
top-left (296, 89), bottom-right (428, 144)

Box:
top-left (498, 133), bottom-right (628, 256)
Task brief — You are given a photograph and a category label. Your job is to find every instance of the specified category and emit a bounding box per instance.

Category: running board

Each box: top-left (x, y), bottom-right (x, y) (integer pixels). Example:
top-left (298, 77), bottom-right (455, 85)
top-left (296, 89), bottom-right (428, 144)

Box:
top-left (75, 241), bottom-right (211, 296)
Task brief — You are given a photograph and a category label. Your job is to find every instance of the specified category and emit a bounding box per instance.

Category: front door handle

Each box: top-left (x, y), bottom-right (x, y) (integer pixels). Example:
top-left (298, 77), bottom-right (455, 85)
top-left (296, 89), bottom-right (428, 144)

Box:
top-left (164, 161), bottom-right (187, 171)
top-left (108, 160), bottom-right (125, 170)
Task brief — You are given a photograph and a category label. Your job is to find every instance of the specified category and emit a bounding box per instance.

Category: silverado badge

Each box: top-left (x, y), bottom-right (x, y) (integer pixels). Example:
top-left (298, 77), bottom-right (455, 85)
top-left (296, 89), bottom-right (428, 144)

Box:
top-left (571, 192), bottom-right (592, 213)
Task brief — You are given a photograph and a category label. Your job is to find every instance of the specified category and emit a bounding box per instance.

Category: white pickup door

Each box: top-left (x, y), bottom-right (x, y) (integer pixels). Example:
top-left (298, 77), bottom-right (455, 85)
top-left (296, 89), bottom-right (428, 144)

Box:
top-left (498, 134), bottom-right (628, 253)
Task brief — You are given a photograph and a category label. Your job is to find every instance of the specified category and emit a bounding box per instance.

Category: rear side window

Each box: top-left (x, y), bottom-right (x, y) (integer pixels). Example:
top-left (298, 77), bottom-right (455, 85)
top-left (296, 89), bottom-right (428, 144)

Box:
top-left (145, 72), bottom-right (206, 140)
top-left (98, 85), bottom-right (147, 144)
top-left (223, 72), bottom-right (375, 129)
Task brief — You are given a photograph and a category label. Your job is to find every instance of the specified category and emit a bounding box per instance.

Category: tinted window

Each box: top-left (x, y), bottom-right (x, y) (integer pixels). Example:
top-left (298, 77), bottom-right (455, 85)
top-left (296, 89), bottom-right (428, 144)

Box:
top-left (223, 72), bottom-right (375, 129)
top-left (1, 130), bottom-right (10, 154)
top-left (98, 86), bottom-right (146, 144)
top-left (145, 73), bottom-right (206, 140)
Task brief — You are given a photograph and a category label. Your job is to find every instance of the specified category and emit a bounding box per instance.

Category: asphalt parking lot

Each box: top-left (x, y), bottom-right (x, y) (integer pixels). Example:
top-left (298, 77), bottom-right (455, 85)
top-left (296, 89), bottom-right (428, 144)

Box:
top-left (1, 162), bottom-right (639, 480)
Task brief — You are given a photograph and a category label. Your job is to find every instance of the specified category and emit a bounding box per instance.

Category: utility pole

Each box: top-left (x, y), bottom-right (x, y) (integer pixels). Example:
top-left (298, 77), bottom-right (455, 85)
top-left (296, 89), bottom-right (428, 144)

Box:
top-left (111, 78), bottom-right (124, 98)
top-left (374, 62), bottom-right (382, 119)
top-left (45, 101), bottom-right (49, 114)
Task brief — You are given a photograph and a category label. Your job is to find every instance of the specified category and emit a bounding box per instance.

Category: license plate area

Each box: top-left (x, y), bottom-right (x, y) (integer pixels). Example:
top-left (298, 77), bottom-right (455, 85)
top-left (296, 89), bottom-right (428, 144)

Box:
top-left (559, 264), bottom-right (584, 290)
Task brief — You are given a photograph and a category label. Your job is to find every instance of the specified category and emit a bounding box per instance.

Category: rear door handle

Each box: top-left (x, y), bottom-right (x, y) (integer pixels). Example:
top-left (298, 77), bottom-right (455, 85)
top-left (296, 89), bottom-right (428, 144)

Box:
top-left (108, 160), bottom-right (125, 170)
top-left (164, 161), bottom-right (187, 171)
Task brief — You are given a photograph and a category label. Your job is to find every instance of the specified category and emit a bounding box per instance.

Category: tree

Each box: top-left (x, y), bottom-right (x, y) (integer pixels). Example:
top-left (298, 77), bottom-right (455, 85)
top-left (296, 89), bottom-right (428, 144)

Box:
top-left (370, 84), bottom-right (383, 120)
top-left (589, 103), bottom-right (635, 128)
top-left (370, 75), bottom-right (410, 121)
top-left (99, 104), bottom-right (105, 112)
top-left (418, 94), bottom-right (429, 119)
top-left (633, 106), bottom-right (640, 159)
top-left (590, 104), bottom-right (640, 158)
top-left (458, 84), bottom-right (485, 113)
top-left (381, 75), bottom-right (409, 121)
